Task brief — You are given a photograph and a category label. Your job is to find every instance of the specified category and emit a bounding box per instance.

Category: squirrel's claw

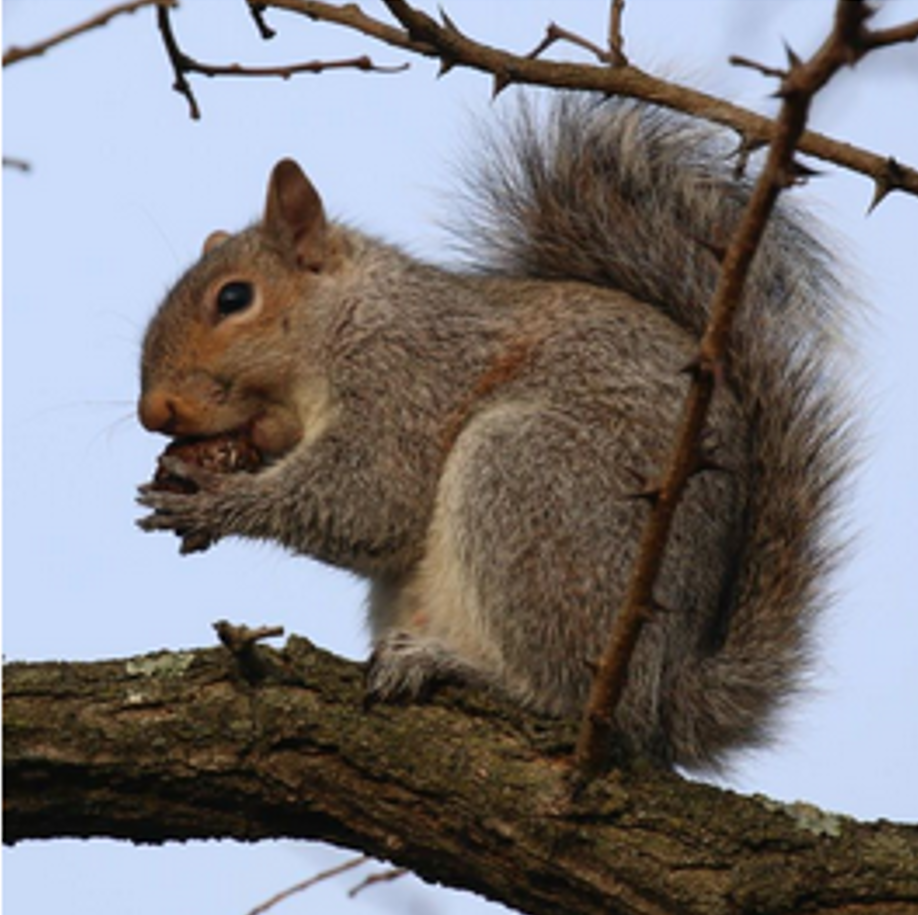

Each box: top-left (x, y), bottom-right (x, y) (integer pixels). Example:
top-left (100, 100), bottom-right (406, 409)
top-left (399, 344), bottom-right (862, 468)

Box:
top-left (365, 630), bottom-right (485, 707)
top-left (135, 486), bottom-right (219, 554)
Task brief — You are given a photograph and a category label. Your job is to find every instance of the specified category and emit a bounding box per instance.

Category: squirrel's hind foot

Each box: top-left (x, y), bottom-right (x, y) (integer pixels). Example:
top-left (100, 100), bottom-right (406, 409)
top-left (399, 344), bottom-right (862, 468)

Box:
top-left (364, 630), bottom-right (487, 707)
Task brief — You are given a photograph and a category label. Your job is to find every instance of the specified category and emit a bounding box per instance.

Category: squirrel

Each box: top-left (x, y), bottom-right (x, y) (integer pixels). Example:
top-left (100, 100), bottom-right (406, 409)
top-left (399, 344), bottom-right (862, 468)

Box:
top-left (137, 96), bottom-right (852, 771)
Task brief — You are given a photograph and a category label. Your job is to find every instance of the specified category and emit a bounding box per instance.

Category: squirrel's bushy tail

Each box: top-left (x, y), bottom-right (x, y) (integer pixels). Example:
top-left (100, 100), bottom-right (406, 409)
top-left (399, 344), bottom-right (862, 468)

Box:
top-left (455, 95), bottom-right (854, 766)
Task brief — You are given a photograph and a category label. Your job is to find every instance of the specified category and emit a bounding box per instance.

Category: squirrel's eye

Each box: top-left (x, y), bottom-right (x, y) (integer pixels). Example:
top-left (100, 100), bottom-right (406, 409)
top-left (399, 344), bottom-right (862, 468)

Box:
top-left (216, 281), bottom-right (255, 318)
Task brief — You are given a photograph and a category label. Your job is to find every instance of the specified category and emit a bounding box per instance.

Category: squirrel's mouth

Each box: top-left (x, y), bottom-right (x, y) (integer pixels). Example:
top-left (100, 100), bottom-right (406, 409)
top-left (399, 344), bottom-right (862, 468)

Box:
top-left (149, 404), bottom-right (305, 489)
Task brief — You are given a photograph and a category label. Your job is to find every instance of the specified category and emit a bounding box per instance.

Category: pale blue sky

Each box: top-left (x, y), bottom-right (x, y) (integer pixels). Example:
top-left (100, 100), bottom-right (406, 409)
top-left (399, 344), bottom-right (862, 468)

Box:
top-left (4, 2), bottom-right (917, 913)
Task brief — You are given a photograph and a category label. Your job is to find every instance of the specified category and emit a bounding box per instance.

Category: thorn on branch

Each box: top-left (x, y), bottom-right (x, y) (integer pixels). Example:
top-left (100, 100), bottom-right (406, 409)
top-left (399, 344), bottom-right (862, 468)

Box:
top-left (492, 69), bottom-right (513, 98)
top-left (784, 157), bottom-right (823, 186)
top-left (247, 2), bottom-right (277, 41)
top-left (868, 156), bottom-right (906, 213)
top-left (439, 7), bottom-right (460, 35)
top-left (783, 40), bottom-right (803, 70)
top-left (836, 0), bottom-right (877, 60)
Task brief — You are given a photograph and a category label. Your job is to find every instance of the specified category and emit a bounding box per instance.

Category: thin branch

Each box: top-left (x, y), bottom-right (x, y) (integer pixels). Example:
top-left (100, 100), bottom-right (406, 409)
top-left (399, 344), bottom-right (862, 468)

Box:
top-left (2, 0), bottom-right (170, 68)
top-left (866, 17), bottom-right (918, 48)
top-left (573, 0), bottom-right (890, 782)
top-left (257, 0), bottom-right (429, 54)
top-left (348, 865), bottom-right (409, 897)
top-left (213, 619), bottom-right (287, 684)
top-left (263, 0), bottom-right (918, 203)
top-left (156, 3), bottom-right (200, 119)
top-left (186, 54), bottom-right (408, 79)
top-left (526, 23), bottom-right (613, 66)
top-left (608, 0), bottom-right (627, 66)
top-left (246, 856), bottom-right (369, 915)
top-left (156, 3), bottom-right (407, 119)
top-left (214, 620), bottom-right (285, 651)
top-left (3, 157), bottom-right (32, 173)
top-left (729, 54), bottom-right (788, 80)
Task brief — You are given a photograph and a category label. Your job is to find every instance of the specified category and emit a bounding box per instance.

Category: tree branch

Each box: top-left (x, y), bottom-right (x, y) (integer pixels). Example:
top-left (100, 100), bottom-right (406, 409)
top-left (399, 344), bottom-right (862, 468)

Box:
top-left (2, 0), bottom-right (171, 68)
top-left (155, 3), bottom-right (406, 120)
top-left (261, 0), bottom-right (918, 205)
top-left (575, 0), bottom-right (901, 782)
top-left (4, 640), bottom-right (918, 915)
top-left (608, 0), bottom-right (627, 67)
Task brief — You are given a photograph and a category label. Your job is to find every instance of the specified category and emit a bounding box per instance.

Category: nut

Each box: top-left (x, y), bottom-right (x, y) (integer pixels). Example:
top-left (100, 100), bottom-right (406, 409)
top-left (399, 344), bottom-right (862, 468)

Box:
top-left (148, 432), bottom-right (263, 553)
top-left (152, 433), bottom-right (263, 493)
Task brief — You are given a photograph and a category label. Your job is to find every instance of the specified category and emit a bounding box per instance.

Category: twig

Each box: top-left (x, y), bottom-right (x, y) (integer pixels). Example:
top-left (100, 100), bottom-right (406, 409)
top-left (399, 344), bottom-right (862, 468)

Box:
top-left (213, 620), bottom-right (285, 653)
top-left (264, 0), bottom-right (918, 203)
top-left (3, 0), bottom-right (170, 68)
top-left (348, 865), bottom-right (409, 897)
top-left (156, 3), bottom-right (406, 119)
top-left (187, 54), bottom-right (407, 80)
top-left (261, 0), bottom-right (428, 54)
top-left (608, 0), bottom-right (627, 66)
top-left (245, 855), bottom-right (369, 915)
top-left (573, 0), bottom-right (899, 783)
top-left (214, 619), bottom-right (284, 683)
top-left (867, 18), bottom-right (918, 48)
top-left (526, 23), bottom-right (613, 65)
top-left (156, 3), bottom-right (200, 119)
top-left (3, 157), bottom-right (32, 173)
top-left (729, 54), bottom-right (788, 80)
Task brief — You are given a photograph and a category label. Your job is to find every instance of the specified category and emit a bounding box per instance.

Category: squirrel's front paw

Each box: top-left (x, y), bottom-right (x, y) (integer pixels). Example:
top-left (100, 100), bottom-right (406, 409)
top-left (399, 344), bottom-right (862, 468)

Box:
top-left (365, 630), bottom-right (483, 706)
top-left (136, 457), bottom-right (234, 554)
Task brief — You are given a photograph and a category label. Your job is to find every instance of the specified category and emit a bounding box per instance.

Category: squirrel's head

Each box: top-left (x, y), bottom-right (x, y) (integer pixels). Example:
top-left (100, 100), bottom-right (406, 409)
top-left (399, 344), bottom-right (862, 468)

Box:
top-left (138, 159), bottom-right (342, 460)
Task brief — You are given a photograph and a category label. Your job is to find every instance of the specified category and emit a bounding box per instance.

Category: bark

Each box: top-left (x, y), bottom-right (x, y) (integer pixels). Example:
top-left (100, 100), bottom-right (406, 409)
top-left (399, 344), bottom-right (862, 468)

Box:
top-left (4, 637), bottom-right (917, 915)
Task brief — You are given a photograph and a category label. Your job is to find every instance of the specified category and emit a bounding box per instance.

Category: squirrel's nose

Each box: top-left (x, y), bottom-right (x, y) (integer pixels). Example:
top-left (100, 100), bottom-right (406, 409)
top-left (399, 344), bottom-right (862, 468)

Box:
top-left (138, 389), bottom-right (183, 434)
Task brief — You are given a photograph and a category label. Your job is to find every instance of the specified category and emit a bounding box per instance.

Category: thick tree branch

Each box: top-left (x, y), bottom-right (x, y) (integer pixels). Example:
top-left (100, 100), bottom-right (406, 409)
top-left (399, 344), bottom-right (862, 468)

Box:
top-left (4, 640), bottom-right (918, 915)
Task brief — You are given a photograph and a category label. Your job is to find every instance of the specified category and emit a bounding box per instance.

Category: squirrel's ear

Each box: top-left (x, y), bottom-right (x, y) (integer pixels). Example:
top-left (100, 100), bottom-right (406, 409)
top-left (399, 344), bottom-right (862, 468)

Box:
top-left (203, 231), bottom-right (231, 255)
top-left (264, 159), bottom-right (328, 271)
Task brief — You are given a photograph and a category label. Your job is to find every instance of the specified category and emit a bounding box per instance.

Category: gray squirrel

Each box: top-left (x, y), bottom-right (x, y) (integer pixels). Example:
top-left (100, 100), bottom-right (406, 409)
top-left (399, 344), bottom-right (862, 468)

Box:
top-left (137, 96), bottom-right (852, 770)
